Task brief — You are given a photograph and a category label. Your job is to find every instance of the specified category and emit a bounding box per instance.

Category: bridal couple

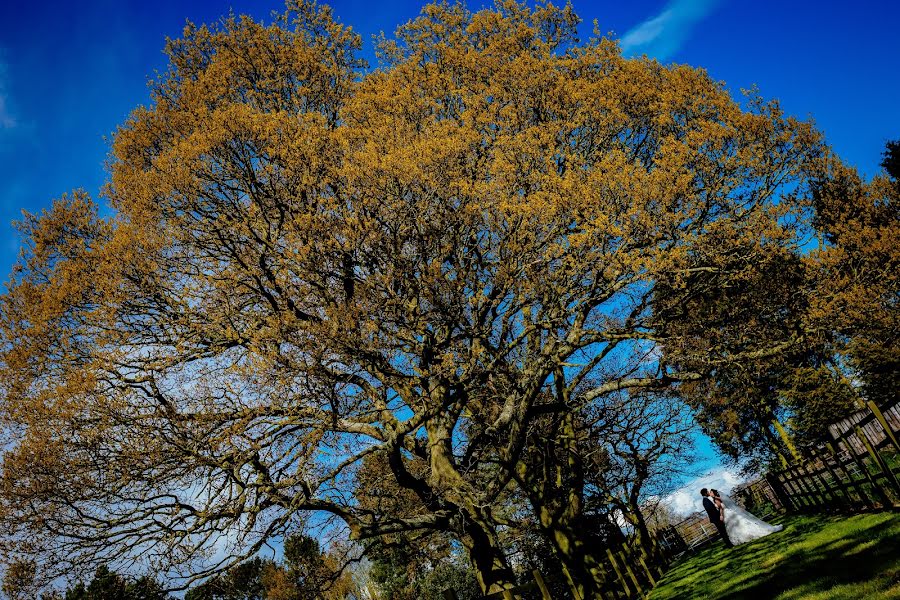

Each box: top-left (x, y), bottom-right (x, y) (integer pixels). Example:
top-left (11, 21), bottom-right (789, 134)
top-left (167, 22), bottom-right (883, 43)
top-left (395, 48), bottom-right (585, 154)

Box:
top-left (701, 488), bottom-right (783, 548)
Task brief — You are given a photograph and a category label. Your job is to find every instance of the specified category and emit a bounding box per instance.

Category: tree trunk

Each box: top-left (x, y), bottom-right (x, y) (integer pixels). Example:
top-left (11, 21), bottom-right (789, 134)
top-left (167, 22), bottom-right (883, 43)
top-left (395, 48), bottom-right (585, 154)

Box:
top-left (625, 498), bottom-right (661, 564)
top-left (771, 416), bottom-right (801, 462)
top-left (763, 419), bottom-right (791, 467)
top-left (458, 518), bottom-right (520, 596)
top-left (539, 521), bottom-right (609, 600)
top-left (515, 410), bottom-right (611, 599)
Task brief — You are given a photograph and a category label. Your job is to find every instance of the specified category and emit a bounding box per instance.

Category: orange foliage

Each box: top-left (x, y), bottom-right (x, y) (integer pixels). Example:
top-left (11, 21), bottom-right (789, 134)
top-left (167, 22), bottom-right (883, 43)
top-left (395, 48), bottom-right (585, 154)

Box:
top-left (0, 1), bottom-right (828, 595)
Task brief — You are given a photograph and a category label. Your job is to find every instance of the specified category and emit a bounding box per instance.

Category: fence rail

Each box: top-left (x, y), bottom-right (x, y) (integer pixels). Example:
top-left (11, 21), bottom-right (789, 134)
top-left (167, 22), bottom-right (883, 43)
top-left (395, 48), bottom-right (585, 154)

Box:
top-left (764, 399), bottom-right (900, 513)
top-left (442, 569), bottom-right (553, 600)
top-left (442, 539), bottom-right (668, 600)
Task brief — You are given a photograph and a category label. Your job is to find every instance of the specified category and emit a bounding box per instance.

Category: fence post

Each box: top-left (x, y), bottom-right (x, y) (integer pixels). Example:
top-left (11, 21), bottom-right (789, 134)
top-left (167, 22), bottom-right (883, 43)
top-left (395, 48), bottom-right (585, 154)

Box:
top-left (606, 547), bottom-right (633, 598)
top-left (532, 569), bottom-right (552, 600)
top-left (804, 460), bottom-right (831, 507)
top-left (855, 424), bottom-right (900, 503)
top-left (813, 446), bottom-right (849, 511)
top-left (789, 469), bottom-right (813, 509)
top-left (868, 401), bottom-right (900, 452)
top-left (765, 473), bottom-right (794, 512)
top-left (829, 438), bottom-right (883, 509)
top-left (823, 441), bottom-right (862, 508)
top-left (650, 535), bottom-right (668, 572)
top-left (634, 547), bottom-right (656, 586)
top-left (617, 548), bottom-right (643, 597)
top-left (788, 464), bottom-right (816, 509)
top-left (808, 452), bottom-right (840, 508)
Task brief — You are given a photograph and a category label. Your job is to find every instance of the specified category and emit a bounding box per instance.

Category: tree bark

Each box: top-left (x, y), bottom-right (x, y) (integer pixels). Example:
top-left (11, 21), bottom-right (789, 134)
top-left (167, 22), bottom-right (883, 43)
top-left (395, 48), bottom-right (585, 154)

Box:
top-left (458, 517), bottom-right (520, 596)
top-left (538, 519), bottom-right (609, 600)
top-left (771, 416), bottom-right (801, 462)
top-left (515, 412), bottom-right (611, 599)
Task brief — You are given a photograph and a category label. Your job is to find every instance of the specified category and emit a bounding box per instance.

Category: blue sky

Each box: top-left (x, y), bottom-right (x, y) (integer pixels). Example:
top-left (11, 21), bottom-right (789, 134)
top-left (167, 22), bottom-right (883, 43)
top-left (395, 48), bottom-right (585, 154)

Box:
top-left (2, 0), bottom-right (898, 274)
top-left (0, 0), bottom-right (898, 496)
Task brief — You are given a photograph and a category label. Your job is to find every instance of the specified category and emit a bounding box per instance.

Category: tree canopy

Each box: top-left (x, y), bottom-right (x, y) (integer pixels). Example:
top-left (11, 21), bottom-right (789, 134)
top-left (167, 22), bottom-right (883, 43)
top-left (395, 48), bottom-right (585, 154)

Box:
top-left (0, 1), bottom-right (850, 597)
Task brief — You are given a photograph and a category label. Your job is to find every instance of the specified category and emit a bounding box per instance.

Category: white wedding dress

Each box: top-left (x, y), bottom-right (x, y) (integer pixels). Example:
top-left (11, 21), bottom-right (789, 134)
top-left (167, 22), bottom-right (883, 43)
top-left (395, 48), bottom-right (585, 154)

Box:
top-left (720, 495), bottom-right (783, 545)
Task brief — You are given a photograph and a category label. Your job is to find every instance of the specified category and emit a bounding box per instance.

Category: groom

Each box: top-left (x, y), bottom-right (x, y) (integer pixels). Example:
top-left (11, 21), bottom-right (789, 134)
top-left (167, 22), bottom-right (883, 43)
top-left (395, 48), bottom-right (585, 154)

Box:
top-left (701, 488), bottom-right (733, 548)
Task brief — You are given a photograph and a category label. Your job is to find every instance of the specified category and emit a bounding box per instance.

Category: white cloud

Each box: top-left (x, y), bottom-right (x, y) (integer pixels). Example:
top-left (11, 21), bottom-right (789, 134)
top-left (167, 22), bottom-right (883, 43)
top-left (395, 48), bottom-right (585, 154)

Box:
top-left (663, 467), bottom-right (746, 517)
top-left (621, 0), bottom-right (721, 60)
top-left (0, 57), bottom-right (15, 130)
top-left (0, 96), bottom-right (14, 129)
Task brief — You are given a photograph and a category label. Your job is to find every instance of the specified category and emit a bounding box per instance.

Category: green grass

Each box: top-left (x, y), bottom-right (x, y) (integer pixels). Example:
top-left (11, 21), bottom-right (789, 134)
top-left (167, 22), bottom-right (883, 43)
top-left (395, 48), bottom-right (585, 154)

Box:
top-left (648, 512), bottom-right (900, 600)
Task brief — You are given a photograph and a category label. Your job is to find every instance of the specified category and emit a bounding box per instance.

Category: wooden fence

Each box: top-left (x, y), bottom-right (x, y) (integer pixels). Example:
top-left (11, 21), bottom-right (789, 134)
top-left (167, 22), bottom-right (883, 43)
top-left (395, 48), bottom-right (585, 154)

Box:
top-left (594, 540), bottom-right (667, 600)
top-left (656, 513), bottom-right (719, 556)
top-left (731, 474), bottom-right (785, 521)
top-left (441, 540), bottom-right (668, 600)
top-left (441, 569), bottom-right (552, 600)
top-left (749, 399), bottom-right (900, 514)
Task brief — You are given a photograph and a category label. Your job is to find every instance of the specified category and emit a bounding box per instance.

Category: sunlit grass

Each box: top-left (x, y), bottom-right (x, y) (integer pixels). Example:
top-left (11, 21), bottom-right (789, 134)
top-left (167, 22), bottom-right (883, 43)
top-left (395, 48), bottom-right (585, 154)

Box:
top-left (648, 512), bottom-right (900, 600)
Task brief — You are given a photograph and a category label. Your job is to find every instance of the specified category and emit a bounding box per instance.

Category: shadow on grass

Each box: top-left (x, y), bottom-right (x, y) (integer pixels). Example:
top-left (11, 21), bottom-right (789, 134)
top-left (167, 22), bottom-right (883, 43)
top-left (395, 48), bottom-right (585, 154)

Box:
top-left (650, 512), bottom-right (900, 600)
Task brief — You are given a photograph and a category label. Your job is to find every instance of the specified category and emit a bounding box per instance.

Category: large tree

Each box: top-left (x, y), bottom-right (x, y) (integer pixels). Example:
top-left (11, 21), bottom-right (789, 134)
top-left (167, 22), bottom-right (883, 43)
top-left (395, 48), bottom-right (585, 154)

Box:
top-left (0, 0), bottom-right (825, 596)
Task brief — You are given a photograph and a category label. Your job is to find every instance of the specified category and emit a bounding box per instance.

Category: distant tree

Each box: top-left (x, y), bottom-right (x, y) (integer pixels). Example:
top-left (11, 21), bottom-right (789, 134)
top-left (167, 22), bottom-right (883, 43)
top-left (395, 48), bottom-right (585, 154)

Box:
top-left (365, 540), bottom-right (417, 600)
top-left (356, 455), bottom-right (481, 600)
top-left (276, 534), bottom-right (356, 600)
top-left (362, 538), bottom-right (486, 600)
top-left (2, 559), bottom-right (38, 600)
top-left (642, 500), bottom-right (680, 535)
top-left (781, 365), bottom-right (860, 447)
top-left (587, 390), bottom-right (695, 555)
top-left (414, 564), bottom-right (481, 600)
top-left (185, 558), bottom-right (267, 600)
top-left (185, 535), bottom-right (355, 600)
top-left (882, 139), bottom-right (900, 181)
top-left (62, 567), bottom-right (170, 600)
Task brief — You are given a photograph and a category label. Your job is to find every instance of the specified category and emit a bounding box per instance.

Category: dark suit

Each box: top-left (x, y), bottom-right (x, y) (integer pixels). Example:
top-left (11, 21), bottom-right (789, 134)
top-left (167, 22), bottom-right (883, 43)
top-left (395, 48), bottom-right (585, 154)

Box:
top-left (703, 496), bottom-right (733, 547)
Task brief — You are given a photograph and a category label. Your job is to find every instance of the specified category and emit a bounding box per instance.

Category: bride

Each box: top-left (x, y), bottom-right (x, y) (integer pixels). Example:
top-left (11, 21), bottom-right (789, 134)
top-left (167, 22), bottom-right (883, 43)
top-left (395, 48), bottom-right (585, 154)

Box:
top-left (711, 489), bottom-right (783, 545)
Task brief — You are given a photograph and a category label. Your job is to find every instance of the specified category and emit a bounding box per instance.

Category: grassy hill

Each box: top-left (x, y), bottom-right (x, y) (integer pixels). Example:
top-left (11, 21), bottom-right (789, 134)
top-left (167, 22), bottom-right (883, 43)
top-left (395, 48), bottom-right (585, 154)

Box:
top-left (649, 512), bottom-right (900, 600)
